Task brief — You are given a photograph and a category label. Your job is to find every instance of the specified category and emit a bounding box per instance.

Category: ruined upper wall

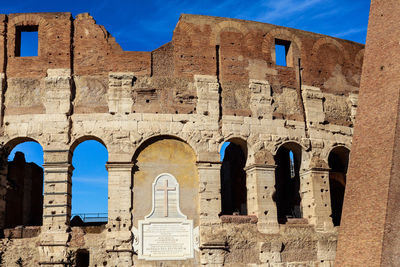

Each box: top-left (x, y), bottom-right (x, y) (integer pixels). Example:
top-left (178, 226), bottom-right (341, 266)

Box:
top-left (0, 12), bottom-right (364, 124)
top-left (173, 14), bottom-right (364, 93)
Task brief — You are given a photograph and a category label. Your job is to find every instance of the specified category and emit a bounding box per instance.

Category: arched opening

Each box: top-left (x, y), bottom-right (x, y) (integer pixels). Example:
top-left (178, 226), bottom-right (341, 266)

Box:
top-left (70, 139), bottom-right (108, 226)
top-left (132, 136), bottom-right (199, 226)
top-left (274, 142), bottom-right (302, 224)
top-left (328, 146), bottom-right (349, 226)
top-left (220, 140), bottom-right (247, 215)
top-left (3, 139), bottom-right (44, 228)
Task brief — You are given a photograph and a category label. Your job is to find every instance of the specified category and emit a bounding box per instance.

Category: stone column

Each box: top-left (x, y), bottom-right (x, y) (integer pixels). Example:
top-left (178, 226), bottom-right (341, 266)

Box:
top-left (245, 164), bottom-right (279, 233)
top-left (300, 167), bottom-right (333, 231)
top-left (197, 161), bottom-right (227, 266)
top-left (40, 149), bottom-right (72, 266)
top-left (197, 161), bottom-right (221, 225)
top-left (105, 162), bottom-right (134, 266)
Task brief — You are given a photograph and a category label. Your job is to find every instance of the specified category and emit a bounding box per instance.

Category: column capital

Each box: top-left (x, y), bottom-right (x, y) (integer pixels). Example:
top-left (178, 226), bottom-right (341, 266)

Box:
top-left (244, 163), bottom-right (276, 171)
top-left (106, 161), bottom-right (134, 171)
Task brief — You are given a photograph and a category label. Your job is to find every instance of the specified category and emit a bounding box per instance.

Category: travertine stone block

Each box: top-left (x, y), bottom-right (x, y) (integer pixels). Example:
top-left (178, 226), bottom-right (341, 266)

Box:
top-left (249, 79), bottom-right (272, 119)
top-left (245, 164), bottom-right (279, 234)
top-left (300, 169), bottom-right (333, 231)
top-left (106, 162), bottom-right (134, 251)
top-left (302, 85), bottom-right (324, 126)
top-left (195, 75), bottom-right (220, 118)
top-left (43, 69), bottom-right (72, 114)
top-left (108, 72), bottom-right (135, 114)
top-left (197, 162), bottom-right (221, 225)
top-left (348, 93), bottom-right (358, 123)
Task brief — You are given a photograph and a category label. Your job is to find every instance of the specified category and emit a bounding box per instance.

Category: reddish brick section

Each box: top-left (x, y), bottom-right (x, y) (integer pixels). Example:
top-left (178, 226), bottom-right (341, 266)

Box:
top-left (172, 15), bottom-right (364, 118)
top-left (73, 13), bottom-right (151, 76)
top-left (0, 12), bottom-right (364, 124)
top-left (6, 13), bottom-right (72, 77)
top-left (335, 1), bottom-right (400, 266)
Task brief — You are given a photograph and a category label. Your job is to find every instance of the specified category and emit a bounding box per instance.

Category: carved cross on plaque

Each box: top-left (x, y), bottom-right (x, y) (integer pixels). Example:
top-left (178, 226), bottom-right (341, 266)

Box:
top-left (156, 180), bottom-right (176, 217)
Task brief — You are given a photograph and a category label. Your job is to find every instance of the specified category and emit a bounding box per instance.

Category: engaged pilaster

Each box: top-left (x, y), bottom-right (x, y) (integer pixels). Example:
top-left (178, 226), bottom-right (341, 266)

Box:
top-left (194, 75), bottom-right (220, 118)
top-left (105, 161), bottom-right (134, 265)
top-left (249, 79), bottom-right (272, 119)
top-left (197, 161), bottom-right (222, 225)
top-left (40, 149), bottom-right (72, 266)
top-left (245, 163), bottom-right (279, 233)
top-left (302, 85), bottom-right (324, 127)
top-left (300, 167), bottom-right (333, 231)
top-left (107, 72), bottom-right (135, 114)
top-left (43, 69), bottom-right (72, 114)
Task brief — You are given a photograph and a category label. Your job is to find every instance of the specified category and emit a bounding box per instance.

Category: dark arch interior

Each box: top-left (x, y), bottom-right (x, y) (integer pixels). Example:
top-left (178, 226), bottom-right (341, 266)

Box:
top-left (75, 249), bottom-right (89, 267)
top-left (328, 146), bottom-right (349, 226)
top-left (4, 141), bottom-right (44, 228)
top-left (220, 142), bottom-right (247, 215)
top-left (274, 144), bottom-right (302, 224)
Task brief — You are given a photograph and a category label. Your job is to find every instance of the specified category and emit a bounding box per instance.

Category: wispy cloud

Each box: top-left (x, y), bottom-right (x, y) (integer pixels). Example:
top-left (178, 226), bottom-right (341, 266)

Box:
top-left (333, 27), bottom-right (367, 38)
top-left (255, 0), bottom-right (325, 23)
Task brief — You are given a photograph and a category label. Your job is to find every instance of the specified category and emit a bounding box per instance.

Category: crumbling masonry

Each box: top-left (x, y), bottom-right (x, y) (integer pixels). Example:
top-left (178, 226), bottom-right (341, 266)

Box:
top-left (0, 12), bottom-right (364, 266)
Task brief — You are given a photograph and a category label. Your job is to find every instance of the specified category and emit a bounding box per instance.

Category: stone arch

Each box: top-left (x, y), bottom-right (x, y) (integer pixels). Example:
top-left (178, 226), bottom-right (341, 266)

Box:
top-left (210, 20), bottom-right (248, 46)
top-left (133, 134), bottom-right (198, 162)
top-left (274, 141), bottom-right (305, 223)
top-left (132, 135), bottom-right (199, 226)
top-left (69, 135), bottom-right (109, 225)
top-left (70, 135), bottom-right (107, 157)
top-left (1, 136), bottom-right (44, 229)
top-left (262, 28), bottom-right (302, 66)
top-left (4, 136), bottom-right (43, 151)
top-left (312, 37), bottom-right (350, 62)
top-left (173, 20), bottom-right (194, 47)
top-left (328, 145), bottom-right (350, 226)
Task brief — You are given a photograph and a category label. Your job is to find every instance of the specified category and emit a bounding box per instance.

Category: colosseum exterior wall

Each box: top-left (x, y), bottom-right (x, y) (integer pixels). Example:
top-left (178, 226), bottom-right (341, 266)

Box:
top-left (0, 12), bottom-right (364, 266)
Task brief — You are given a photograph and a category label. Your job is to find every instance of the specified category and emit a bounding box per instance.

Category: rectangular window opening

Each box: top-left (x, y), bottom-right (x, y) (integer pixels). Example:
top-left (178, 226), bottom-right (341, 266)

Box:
top-left (15, 25), bottom-right (38, 57)
top-left (275, 39), bottom-right (291, 67)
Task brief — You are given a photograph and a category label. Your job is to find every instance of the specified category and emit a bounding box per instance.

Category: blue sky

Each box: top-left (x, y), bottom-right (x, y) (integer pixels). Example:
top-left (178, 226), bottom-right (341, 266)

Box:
top-left (3, 0), bottom-right (370, 52)
top-left (5, 0), bottom-right (370, 216)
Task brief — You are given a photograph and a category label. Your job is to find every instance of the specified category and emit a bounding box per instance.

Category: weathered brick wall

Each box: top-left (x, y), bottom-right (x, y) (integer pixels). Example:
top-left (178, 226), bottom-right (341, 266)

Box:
top-left (0, 12), bottom-right (365, 267)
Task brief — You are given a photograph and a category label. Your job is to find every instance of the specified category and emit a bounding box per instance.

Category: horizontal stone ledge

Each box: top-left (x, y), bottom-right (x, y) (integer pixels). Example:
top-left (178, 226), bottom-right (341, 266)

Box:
top-left (44, 180), bottom-right (71, 184)
top-left (43, 214), bottom-right (69, 218)
top-left (39, 242), bottom-right (68, 247)
top-left (44, 204), bottom-right (71, 208)
top-left (199, 243), bottom-right (229, 251)
top-left (43, 192), bottom-right (71, 196)
top-left (106, 249), bottom-right (135, 254)
top-left (39, 261), bottom-right (69, 265)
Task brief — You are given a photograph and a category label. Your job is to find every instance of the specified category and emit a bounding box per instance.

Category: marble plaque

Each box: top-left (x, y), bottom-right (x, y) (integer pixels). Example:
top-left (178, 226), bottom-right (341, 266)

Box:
top-left (137, 173), bottom-right (194, 260)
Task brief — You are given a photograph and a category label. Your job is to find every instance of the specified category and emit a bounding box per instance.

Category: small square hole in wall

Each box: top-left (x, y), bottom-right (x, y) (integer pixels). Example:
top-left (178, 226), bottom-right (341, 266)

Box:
top-left (275, 39), bottom-right (291, 67)
top-left (15, 25), bottom-right (39, 57)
